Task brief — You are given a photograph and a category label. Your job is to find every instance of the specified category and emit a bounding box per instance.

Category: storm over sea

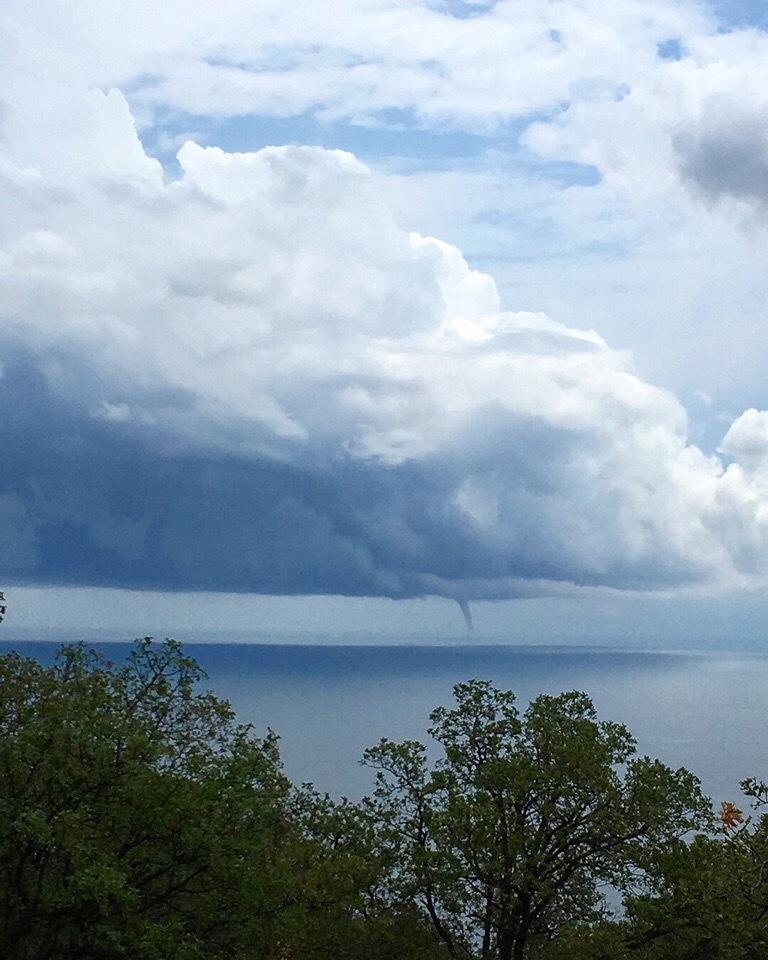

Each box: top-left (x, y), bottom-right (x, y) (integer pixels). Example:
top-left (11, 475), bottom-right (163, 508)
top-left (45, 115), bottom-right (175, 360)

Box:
top-left (4, 640), bottom-right (767, 806)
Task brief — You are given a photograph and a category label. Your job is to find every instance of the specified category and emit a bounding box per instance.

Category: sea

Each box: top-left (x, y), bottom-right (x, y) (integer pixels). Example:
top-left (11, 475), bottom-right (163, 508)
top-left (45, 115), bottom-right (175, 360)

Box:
top-left (3, 638), bottom-right (768, 807)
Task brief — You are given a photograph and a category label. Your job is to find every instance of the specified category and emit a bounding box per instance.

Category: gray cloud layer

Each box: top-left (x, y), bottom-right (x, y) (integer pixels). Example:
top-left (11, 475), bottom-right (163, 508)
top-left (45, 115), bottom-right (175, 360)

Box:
top-left (0, 346), bottom-right (721, 601)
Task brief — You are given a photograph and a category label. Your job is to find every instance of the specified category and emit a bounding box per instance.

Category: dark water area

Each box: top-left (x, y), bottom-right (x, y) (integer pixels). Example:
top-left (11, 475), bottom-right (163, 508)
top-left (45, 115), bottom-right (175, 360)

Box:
top-left (4, 640), bottom-right (768, 806)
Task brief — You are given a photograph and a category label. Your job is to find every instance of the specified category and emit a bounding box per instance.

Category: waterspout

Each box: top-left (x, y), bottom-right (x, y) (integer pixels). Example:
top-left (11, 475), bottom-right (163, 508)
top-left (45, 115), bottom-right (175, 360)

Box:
top-left (457, 597), bottom-right (473, 633)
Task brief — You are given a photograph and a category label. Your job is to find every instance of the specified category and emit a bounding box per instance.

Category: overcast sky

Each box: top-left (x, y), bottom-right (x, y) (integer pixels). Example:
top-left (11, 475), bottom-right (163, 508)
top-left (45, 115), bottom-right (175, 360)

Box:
top-left (4, 0), bottom-right (768, 644)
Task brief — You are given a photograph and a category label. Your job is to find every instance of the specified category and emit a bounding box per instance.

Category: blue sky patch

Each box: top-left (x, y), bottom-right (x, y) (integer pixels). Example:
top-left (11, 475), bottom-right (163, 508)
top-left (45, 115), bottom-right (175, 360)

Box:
top-left (657, 38), bottom-right (683, 61)
top-left (711, 0), bottom-right (768, 30)
top-left (427, 0), bottom-right (499, 20)
top-left (138, 107), bottom-right (534, 170)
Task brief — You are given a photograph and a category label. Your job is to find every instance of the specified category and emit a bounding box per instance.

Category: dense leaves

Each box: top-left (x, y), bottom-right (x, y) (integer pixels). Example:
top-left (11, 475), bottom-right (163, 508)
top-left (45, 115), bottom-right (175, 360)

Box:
top-left (2, 640), bottom-right (768, 959)
top-left (0, 640), bottom-right (298, 959)
top-left (0, 640), bottom-right (448, 960)
top-left (362, 681), bottom-right (710, 960)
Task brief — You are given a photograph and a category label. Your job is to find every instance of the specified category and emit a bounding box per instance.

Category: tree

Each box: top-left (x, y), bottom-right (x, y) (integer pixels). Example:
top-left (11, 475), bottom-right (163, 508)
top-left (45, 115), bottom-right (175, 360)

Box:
top-left (0, 639), bottom-right (296, 960)
top-left (284, 787), bottom-right (446, 960)
top-left (615, 785), bottom-right (768, 959)
top-left (0, 636), bottom-right (450, 960)
top-left (362, 680), bottom-right (710, 960)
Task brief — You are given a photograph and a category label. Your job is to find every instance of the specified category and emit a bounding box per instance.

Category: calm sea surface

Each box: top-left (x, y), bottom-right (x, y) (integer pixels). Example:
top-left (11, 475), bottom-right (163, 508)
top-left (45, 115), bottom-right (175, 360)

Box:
top-left (4, 640), bottom-right (768, 805)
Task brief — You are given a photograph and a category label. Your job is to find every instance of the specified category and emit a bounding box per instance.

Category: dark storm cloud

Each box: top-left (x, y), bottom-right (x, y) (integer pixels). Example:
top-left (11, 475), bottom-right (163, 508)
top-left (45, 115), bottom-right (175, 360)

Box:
top-left (0, 355), bottom-right (389, 597)
top-left (0, 347), bottom-right (753, 601)
top-left (0, 354), bottom-right (589, 598)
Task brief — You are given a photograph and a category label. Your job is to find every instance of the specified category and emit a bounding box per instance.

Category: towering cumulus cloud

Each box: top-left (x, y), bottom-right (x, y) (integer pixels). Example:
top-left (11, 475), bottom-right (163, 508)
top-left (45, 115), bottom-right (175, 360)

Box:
top-left (3, 66), bottom-right (768, 604)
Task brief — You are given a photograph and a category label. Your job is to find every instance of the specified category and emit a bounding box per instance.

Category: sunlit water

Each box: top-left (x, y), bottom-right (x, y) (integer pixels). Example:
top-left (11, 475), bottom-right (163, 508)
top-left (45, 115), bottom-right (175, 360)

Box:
top-left (4, 640), bottom-right (768, 805)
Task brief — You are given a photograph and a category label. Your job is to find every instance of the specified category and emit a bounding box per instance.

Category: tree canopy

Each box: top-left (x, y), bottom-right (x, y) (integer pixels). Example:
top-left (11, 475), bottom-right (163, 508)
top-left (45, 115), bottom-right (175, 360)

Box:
top-left (0, 639), bottom-right (297, 959)
top-left (362, 680), bottom-right (710, 960)
top-left (1, 639), bottom-right (768, 959)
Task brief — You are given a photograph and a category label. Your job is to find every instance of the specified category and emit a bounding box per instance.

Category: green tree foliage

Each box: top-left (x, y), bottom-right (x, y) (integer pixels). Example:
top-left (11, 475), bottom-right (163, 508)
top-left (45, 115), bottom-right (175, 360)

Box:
top-left (0, 638), bottom-right (446, 960)
top-left (614, 785), bottom-right (768, 959)
top-left (362, 680), bottom-right (710, 960)
top-left (8, 639), bottom-right (768, 960)
top-left (0, 639), bottom-right (297, 960)
top-left (286, 787), bottom-right (445, 959)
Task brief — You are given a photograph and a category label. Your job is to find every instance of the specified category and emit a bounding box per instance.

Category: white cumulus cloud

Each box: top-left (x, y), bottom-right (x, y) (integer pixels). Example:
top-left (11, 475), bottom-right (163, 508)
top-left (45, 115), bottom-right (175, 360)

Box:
top-left (5, 0), bottom-right (768, 605)
top-left (1, 69), bottom-right (768, 601)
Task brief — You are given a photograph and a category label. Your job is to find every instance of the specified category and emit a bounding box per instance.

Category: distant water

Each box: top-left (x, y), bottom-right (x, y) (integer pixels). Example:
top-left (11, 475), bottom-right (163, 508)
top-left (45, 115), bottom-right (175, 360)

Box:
top-left (4, 640), bottom-right (768, 805)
